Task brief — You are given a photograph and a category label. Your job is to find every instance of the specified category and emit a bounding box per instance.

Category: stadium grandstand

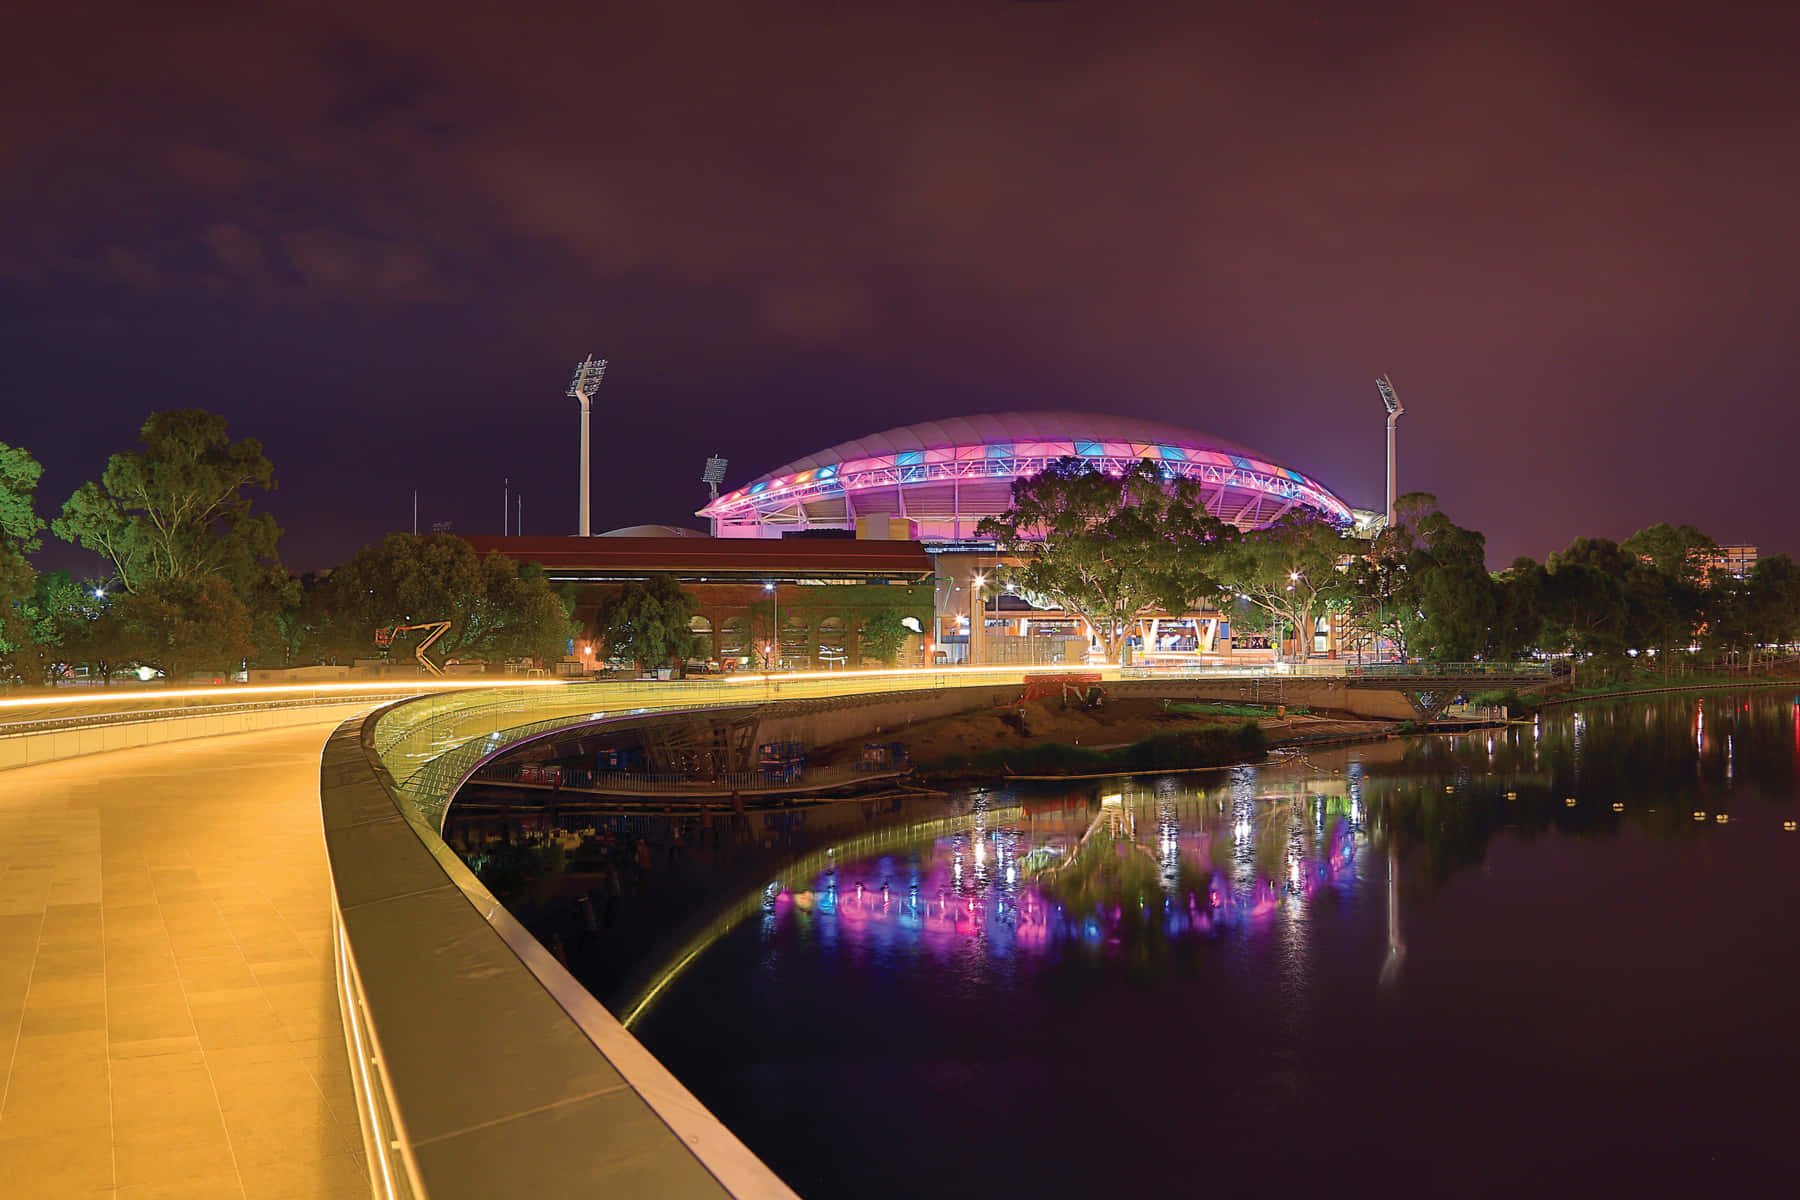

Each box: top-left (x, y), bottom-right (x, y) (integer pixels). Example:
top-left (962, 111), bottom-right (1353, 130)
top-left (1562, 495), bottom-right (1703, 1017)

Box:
top-left (697, 412), bottom-right (1356, 543)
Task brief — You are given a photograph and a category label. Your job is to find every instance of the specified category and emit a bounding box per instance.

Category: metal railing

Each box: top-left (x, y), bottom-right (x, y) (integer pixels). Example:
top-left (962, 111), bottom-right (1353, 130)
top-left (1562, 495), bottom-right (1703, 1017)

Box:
top-left (0, 683), bottom-right (459, 738)
top-left (368, 672), bottom-right (1038, 821)
top-left (1340, 662), bottom-right (1554, 679)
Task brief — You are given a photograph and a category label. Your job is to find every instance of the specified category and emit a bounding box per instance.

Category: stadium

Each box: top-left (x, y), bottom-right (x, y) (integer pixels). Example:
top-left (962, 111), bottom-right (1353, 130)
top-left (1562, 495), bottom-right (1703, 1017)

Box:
top-left (697, 411), bottom-right (1357, 542)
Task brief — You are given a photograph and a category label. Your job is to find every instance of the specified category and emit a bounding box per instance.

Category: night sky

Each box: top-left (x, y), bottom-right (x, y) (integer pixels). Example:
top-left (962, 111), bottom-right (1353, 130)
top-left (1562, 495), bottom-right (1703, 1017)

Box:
top-left (7, 1), bottom-right (1798, 575)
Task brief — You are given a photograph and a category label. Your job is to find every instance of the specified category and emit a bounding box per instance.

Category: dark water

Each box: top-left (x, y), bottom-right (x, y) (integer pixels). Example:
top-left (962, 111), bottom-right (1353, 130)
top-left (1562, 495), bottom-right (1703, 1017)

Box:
top-left (633, 692), bottom-right (1800, 1198)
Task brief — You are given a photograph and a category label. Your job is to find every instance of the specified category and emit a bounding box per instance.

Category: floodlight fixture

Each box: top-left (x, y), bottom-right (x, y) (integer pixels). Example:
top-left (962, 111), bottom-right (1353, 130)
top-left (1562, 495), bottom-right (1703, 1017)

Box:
top-left (702, 454), bottom-right (729, 499)
top-left (1376, 374), bottom-right (1402, 416)
top-left (567, 355), bottom-right (608, 397)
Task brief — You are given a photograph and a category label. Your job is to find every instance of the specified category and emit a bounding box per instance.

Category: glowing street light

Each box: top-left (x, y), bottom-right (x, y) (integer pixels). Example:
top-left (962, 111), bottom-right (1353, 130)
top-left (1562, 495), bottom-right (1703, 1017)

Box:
top-left (764, 581), bottom-right (779, 671)
top-left (969, 572), bottom-right (987, 666)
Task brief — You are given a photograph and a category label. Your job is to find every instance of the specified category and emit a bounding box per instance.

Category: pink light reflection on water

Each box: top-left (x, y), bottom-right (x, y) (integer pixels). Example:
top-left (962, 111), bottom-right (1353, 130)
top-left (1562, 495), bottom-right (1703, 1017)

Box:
top-left (755, 800), bottom-right (1360, 962)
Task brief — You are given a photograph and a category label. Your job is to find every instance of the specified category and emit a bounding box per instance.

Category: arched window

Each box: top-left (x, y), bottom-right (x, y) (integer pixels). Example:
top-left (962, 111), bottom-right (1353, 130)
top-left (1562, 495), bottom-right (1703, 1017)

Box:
top-left (780, 612), bottom-right (810, 667)
top-left (688, 614), bottom-right (716, 659)
top-left (817, 617), bottom-right (846, 664)
top-left (720, 616), bottom-right (750, 663)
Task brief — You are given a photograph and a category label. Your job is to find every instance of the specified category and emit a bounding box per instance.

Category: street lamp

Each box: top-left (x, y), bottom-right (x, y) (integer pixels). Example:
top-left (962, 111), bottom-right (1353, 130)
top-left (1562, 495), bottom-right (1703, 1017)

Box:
top-left (764, 582), bottom-right (779, 671)
top-left (970, 572), bottom-right (986, 667)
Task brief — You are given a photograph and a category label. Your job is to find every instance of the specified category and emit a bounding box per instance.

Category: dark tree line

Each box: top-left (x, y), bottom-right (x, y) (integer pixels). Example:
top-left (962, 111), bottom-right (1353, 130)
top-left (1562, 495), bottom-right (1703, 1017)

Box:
top-left (1, 413), bottom-right (576, 686)
top-left (980, 460), bottom-right (1800, 680)
top-left (1350, 497), bottom-right (1800, 682)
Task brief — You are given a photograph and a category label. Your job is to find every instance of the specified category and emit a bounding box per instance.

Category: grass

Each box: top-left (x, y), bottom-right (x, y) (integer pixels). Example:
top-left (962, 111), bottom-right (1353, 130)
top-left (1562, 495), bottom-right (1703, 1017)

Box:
top-left (928, 720), bottom-right (1267, 776)
top-left (1163, 700), bottom-right (1311, 718)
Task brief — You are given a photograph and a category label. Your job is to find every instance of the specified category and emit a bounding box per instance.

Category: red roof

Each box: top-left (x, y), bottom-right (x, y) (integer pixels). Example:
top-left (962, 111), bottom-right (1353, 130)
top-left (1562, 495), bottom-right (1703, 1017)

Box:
top-left (459, 535), bottom-right (934, 577)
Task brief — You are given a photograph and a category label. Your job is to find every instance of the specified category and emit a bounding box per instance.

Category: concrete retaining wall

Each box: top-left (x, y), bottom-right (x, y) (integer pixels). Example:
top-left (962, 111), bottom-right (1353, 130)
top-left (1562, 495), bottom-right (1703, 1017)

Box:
top-left (751, 684), bottom-right (1024, 748)
top-left (747, 677), bottom-right (1419, 747)
top-left (1112, 678), bottom-right (1421, 720)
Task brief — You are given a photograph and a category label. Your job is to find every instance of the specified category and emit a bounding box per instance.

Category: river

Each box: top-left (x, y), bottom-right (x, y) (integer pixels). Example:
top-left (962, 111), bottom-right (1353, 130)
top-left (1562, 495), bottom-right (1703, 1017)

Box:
top-left (630, 690), bottom-right (1800, 1197)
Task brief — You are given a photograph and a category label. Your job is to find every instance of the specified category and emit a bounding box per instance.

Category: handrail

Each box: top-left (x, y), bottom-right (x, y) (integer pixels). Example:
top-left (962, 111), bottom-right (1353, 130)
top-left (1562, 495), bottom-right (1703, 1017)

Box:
top-left (1340, 662), bottom-right (1554, 679)
top-left (325, 708), bottom-right (802, 1200)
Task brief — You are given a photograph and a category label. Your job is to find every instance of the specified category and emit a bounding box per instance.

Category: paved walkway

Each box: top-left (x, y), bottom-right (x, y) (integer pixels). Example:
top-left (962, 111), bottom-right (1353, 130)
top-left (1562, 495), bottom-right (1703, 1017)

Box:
top-left (0, 717), bottom-right (371, 1199)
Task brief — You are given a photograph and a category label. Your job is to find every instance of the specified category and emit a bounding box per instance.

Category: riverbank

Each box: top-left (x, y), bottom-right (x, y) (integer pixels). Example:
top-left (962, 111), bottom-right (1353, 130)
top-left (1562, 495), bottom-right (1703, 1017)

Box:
top-left (1496, 662), bottom-right (1800, 711)
top-left (806, 696), bottom-right (1402, 781)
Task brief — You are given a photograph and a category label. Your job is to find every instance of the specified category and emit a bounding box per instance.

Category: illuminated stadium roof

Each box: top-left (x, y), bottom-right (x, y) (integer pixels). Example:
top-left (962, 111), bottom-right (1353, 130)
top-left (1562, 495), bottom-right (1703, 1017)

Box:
top-left (698, 412), bottom-right (1353, 541)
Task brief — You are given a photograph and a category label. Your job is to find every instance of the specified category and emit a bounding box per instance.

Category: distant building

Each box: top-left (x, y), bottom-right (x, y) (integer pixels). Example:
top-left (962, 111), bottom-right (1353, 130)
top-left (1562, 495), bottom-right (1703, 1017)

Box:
top-left (461, 533), bottom-right (935, 669)
top-left (1690, 544), bottom-right (1758, 580)
top-left (696, 411), bottom-right (1354, 541)
top-left (689, 412), bottom-right (1359, 664)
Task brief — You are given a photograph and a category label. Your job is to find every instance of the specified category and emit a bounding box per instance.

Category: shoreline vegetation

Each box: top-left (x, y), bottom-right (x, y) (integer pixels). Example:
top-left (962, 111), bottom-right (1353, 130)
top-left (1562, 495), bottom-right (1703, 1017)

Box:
top-left (868, 671), bottom-right (1800, 786)
top-left (925, 721), bottom-right (1270, 780)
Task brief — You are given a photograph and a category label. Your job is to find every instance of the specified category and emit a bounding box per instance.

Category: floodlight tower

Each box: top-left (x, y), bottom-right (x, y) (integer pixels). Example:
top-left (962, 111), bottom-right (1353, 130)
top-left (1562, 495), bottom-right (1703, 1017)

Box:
top-left (567, 355), bottom-right (608, 536)
top-left (1376, 374), bottom-right (1403, 528)
top-left (700, 455), bottom-right (729, 536)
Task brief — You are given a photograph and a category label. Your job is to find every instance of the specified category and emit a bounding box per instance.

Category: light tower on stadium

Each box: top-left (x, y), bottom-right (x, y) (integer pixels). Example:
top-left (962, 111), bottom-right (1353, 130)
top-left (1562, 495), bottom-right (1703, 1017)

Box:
top-left (1376, 375), bottom-right (1403, 527)
top-left (567, 355), bottom-right (608, 536)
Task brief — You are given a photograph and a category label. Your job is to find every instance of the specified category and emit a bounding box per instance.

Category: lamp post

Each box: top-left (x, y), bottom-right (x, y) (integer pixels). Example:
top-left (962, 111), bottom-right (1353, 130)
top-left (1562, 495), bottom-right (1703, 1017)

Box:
top-left (1287, 571), bottom-right (1303, 664)
top-left (764, 581), bottom-right (779, 671)
top-left (970, 572), bottom-right (986, 667)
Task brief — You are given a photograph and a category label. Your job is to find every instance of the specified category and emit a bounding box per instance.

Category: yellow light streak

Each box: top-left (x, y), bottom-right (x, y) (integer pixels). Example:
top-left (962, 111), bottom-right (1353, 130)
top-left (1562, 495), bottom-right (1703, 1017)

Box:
top-left (718, 664), bottom-right (1118, 686)
top-left (0, 678), bottom-right (569, 712)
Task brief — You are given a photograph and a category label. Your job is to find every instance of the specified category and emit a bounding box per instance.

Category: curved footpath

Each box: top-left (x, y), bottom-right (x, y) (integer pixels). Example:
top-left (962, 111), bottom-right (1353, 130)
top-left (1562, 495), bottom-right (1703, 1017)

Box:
top-left (0, 712), bottom-right (374, 1198)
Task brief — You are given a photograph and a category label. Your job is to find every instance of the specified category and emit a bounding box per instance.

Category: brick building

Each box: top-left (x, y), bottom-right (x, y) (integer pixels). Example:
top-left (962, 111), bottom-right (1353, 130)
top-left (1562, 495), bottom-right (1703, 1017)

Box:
top-left (461, 533), bottom-right (936, 669)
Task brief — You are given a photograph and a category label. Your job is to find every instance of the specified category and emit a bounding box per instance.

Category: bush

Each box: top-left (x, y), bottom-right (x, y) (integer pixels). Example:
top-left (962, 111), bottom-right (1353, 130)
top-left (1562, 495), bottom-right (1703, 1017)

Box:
top-left (952, 720), bottom-right (1266, 776)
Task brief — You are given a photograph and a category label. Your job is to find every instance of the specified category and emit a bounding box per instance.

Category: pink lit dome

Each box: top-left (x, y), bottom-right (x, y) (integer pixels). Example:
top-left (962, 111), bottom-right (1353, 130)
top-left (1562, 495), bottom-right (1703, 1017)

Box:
top-left (697, 411), bottom-right (1352, 542)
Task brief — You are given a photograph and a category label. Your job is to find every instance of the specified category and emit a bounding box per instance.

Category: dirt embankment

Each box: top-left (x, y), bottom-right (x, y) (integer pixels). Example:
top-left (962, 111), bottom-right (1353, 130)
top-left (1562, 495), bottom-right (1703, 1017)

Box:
top-left (809, 697), bottom-right (1392, 770)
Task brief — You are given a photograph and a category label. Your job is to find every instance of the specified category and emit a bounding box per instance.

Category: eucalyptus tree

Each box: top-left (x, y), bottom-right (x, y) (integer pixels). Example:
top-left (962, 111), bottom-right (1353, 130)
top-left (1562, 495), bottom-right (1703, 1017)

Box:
top-left (593, 573), bottom-right (700, 673)
top-left (975, 457), bottom-right (1233, 663)
top-left (0, 441), bottom-right (47, 684)
top-left (1542, 537), bottom-right (1636, 686)
top-left (308, 533), bottom-right (577, 667)
top-left (1218, 510), bottom-right (1357, 663)
top-left (52, 409), bottom-right (281, 596)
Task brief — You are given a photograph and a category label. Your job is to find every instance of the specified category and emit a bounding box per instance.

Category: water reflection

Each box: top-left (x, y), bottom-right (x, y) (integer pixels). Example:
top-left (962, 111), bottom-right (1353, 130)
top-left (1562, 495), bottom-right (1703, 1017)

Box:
top-left (633, 693), bottom-right (1800, 1022)
top-left (723, 766), bottom-right (1373, 998)
top-left (633, 690), bottom-right (1800, 1199)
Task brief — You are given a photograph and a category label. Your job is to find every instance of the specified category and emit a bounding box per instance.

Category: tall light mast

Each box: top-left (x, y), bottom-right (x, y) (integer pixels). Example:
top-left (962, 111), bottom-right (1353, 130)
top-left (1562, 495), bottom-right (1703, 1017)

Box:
top-left (567, 355), bottom-right (608, 536)
top-left (1376, 374), bottom-right (1403, 527)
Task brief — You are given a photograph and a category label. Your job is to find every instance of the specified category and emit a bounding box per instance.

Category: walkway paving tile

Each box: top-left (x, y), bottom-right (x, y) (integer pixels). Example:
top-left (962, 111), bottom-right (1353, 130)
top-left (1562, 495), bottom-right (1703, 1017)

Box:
top-left (0, 717), bottom-right (376, 1198)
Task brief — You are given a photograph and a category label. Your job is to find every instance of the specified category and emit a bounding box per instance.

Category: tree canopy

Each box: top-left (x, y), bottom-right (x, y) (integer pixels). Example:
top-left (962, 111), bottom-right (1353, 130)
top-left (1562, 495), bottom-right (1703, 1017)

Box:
top-left (1217, 510), bottom-right (1356, 662)
top-left (859, 606), bottom-right (913, 666)
top-left (51, 409), bottom-right (281, 596)
top-left (1353, 494), bottom-right (1499, 661)
top-left (306, 533), bottom-right (576, 666)
top-left (0, 442), bottom-right (47, 681)
top-left (114, 576), bottom-right (255, 680)
top-left (976, 458), bottom-right (1233, 661)
top-left (593, 574), bottom-right (699, 672)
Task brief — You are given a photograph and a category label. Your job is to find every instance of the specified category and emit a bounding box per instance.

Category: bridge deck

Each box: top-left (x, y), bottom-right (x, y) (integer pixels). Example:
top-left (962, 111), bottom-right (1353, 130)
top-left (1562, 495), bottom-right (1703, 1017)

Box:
top-left (0, 719), bottom-right (369, 1198)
